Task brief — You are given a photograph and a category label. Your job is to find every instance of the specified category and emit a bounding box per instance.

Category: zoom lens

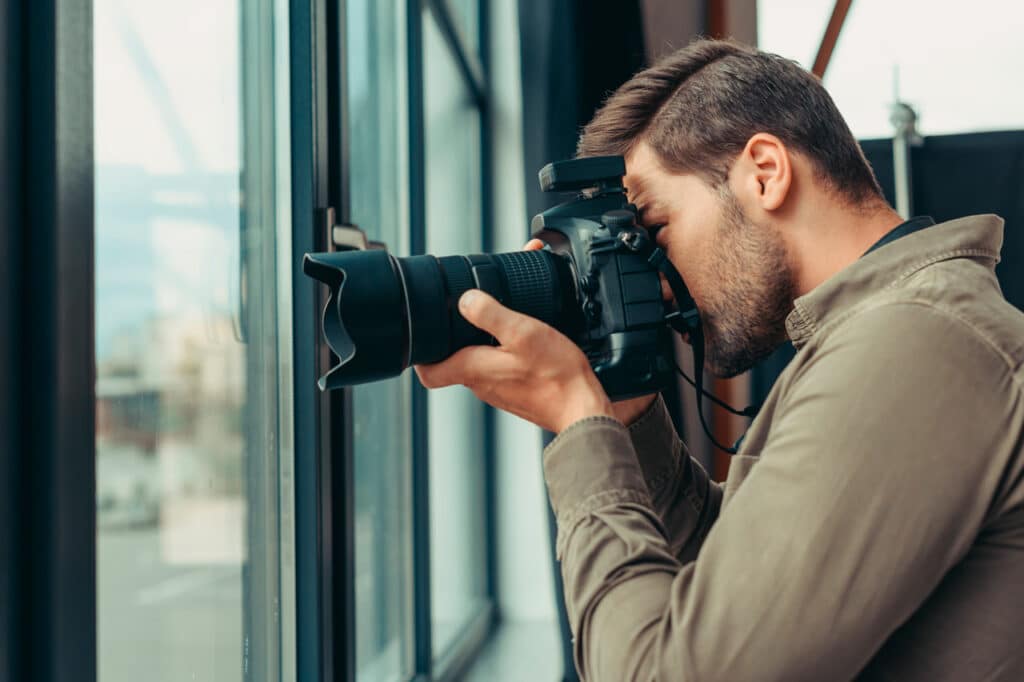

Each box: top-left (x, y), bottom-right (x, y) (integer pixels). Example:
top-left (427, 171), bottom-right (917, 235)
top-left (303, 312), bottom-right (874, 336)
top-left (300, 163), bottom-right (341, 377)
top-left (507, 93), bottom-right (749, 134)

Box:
top-left (302, 248), bottom-right (581, 390)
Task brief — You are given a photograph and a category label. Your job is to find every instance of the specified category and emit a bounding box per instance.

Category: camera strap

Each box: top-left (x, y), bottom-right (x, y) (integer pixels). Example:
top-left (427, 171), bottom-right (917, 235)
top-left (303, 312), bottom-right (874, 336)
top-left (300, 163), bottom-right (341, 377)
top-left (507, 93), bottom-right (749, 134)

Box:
top-left (646, 246), bottom-right (758, 455)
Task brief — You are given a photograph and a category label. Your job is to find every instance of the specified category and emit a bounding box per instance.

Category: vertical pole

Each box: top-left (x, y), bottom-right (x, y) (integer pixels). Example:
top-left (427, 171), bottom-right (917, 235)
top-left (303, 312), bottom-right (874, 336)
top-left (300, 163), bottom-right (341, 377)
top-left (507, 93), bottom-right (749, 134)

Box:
top-left (890, 99), bottom-right (920, 220)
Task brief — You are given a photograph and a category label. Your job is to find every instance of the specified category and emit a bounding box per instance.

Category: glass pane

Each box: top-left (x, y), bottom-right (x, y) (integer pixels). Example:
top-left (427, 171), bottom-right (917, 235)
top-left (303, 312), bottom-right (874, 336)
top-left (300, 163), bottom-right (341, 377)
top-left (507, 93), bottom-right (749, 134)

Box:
top-left (758, 0), bottom-right (1024, 137)
top-left (347, 0), bottom-right (415, 679)
top-left (448, 0), bottom-right (480, 57)
top-left (423, 10), bottom-right (488, 660)
top-left (94, 1), bottom-right (293, 680)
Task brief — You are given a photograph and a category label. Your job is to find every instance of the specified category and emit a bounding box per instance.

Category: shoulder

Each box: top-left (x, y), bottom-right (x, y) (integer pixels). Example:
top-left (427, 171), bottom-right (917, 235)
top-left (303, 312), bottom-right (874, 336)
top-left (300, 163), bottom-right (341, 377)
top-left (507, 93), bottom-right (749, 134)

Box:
top-left (784, 299), bottom-right (1020, 423)
top-left (818, 298), bottom-right (1016, 380)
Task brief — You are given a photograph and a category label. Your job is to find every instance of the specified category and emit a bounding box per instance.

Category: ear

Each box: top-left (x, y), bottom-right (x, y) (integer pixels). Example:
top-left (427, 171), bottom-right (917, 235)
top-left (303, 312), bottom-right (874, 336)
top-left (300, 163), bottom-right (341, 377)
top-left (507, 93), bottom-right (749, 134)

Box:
top-left (735, 133), bottom-right (792, 212)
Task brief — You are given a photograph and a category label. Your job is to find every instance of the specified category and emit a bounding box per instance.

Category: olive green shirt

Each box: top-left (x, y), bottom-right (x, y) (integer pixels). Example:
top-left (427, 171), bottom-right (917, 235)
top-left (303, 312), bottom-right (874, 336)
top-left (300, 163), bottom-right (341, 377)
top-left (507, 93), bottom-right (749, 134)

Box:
top-left (544, 214), bottom-right (1024, 681)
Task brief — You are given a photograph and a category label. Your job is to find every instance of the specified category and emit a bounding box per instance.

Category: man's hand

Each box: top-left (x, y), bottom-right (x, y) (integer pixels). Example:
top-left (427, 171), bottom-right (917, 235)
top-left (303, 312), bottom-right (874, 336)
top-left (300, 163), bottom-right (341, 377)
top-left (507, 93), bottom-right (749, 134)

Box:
top-left (521, 239), bottom-right (658, 427)
top-left (414, 289), bottom-right (615, 433)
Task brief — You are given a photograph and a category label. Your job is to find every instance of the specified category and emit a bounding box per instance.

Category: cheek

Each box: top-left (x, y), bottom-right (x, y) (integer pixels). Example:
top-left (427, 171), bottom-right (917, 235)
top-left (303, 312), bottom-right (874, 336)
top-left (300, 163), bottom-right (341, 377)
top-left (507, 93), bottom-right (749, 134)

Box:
top-left (664, 225), bottom-right (715, 303)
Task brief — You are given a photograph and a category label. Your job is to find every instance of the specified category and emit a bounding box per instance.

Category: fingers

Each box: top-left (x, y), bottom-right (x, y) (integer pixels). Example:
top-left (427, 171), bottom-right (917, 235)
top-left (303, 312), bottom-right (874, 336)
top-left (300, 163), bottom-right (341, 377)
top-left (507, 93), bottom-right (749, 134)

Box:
top-left (458, 289), bottom-right (538, 347)
top-left (415, 345), bottom-right (517, 389)
top-left (523, 238), bottom-right (544, 251)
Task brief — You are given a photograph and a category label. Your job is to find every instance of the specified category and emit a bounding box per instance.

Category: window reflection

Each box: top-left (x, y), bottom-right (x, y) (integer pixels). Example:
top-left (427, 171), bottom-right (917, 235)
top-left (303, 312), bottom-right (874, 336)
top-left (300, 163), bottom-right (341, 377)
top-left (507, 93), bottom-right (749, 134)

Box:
top-left (423, 10), bottom-right (488, 660)
top-left (347, 0), bottom-right (415, 678)
top-left (95, 1), bottom-right (289, 680)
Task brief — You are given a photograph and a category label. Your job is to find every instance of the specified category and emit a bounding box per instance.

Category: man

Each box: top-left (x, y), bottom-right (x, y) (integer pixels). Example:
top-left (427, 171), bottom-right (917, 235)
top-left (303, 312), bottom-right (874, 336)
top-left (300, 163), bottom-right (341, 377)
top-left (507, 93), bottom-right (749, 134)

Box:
top-left (416, 39), bottom-right (1024, 680)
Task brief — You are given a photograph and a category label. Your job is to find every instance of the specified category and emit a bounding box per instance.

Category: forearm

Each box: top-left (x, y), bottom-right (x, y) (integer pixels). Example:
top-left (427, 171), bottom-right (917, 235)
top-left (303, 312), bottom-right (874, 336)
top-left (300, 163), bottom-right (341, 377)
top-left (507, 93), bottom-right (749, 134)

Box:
top-left (625, 395), bottom-right (721, 561)
top-left (545, 418), bottom-right (717, 681)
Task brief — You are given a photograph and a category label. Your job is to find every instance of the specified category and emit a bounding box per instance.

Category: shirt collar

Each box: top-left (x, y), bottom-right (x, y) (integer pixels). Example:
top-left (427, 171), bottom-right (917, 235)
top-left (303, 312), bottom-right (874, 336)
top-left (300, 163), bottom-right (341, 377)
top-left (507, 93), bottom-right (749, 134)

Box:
top-left (784, 214), bottom-right (1004, 349)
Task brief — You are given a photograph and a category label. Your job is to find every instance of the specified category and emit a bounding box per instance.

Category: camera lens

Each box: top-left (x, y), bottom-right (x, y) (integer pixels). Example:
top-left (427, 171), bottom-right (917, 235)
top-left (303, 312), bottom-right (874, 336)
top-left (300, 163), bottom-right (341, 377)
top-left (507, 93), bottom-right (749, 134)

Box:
top-left (303, 248), bottom-right (581, 390)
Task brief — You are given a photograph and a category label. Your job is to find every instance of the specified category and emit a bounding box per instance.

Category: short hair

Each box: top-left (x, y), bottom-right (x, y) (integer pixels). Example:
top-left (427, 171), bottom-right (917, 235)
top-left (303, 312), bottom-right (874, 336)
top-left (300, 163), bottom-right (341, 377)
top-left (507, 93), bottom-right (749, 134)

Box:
top-left (577, 38), bottom-right (884, 206)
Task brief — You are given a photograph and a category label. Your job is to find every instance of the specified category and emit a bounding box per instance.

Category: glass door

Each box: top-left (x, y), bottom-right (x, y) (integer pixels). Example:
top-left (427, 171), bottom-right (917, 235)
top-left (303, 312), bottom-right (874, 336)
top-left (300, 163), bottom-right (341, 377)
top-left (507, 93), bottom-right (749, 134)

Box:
top-left (93, 0), bottom-right (294, 679)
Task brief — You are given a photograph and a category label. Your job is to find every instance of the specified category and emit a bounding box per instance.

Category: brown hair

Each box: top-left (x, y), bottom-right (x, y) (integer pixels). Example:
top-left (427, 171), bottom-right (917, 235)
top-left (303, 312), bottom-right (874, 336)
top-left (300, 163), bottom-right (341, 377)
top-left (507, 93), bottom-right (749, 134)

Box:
top-left (577, 39), bottom-right (884, 205)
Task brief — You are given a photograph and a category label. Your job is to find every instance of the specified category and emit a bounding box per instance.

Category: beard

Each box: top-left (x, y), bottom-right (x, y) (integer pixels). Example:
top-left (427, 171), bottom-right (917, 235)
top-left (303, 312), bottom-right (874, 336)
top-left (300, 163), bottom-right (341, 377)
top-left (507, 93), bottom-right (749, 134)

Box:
top-left (699, 190), bottom-right (796, 378)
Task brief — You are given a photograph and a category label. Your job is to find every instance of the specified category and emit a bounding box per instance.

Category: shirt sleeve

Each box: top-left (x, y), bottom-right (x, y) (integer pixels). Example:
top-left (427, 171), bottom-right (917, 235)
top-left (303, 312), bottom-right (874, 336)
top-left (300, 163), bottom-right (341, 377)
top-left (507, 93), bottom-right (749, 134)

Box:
top-left (543, 302), bottom-right (1015, 681)
top-left (625, 395), bottom-right (722, 562)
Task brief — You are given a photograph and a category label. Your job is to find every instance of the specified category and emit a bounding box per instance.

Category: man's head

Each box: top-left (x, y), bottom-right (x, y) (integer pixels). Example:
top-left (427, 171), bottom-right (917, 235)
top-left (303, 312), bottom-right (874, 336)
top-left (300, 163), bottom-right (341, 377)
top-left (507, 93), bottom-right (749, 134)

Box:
top-left (578, 39), bottom-right (890, 377)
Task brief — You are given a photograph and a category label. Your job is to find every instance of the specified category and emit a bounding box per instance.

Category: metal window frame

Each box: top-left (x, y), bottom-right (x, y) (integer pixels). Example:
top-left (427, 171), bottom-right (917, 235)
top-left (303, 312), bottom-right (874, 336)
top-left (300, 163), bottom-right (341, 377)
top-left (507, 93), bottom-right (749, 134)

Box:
top-left (1, 1), bottom-right (96, 681)
top-left (406, 2), bottom-right (433, 677)
top-left (0, 2), bottom-right (21, 678)
top-left (290, 0), bottom-right (358, 680)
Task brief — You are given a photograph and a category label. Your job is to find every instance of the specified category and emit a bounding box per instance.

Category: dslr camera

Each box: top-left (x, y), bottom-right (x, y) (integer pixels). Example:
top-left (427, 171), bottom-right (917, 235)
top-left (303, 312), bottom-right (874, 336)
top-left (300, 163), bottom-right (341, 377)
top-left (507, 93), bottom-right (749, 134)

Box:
top-left (303, 155), bottom-right (699, 400)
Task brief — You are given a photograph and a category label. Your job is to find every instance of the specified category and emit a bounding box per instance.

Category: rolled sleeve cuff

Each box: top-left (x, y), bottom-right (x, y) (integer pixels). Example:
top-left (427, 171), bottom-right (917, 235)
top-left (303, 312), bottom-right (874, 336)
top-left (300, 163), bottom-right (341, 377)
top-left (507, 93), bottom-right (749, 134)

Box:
top-left (543, 416), bottom-right (653, 551)
top-left (626, 395), bottom-right (683, 497)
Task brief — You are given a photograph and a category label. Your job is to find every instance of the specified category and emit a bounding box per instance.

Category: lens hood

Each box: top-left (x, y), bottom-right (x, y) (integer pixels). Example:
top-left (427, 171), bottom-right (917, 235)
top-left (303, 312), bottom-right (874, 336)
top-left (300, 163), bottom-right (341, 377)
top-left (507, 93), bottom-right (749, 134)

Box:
top-left (303, 250), bottom-right (409, 389)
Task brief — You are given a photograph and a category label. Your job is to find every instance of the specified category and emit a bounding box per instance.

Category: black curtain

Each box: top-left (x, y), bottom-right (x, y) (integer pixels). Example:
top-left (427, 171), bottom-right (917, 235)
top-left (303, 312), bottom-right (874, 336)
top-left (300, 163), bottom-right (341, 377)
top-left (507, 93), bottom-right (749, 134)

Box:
top-left (518, 0), bottom-right (647, 217)
top-left (751, 129), bottom-right (1024, 404)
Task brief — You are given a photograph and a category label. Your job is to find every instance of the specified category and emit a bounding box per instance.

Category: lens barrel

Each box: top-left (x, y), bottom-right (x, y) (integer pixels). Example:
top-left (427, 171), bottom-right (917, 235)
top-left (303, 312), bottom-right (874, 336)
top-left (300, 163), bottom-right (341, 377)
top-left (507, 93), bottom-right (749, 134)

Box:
top-left (303, 248), bottom-right (580, 390)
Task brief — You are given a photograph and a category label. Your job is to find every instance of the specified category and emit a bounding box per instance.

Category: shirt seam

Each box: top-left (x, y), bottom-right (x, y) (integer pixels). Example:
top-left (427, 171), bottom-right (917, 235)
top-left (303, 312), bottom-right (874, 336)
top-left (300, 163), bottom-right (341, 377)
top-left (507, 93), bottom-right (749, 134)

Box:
top-left (549, 415), bottom-right (623, 446)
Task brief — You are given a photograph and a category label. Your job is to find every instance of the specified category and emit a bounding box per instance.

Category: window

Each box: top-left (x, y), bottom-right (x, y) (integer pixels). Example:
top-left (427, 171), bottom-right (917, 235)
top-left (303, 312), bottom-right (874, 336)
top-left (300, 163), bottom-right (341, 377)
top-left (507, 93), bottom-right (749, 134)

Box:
top-left (346, 0), bottom-right (415, 678)
top-left (343, 0), bottom-right (495, 678)
top-left (9, 0), bottom-right (499, 678)
top-left (94, 0), bottom-right (294, 679)
top-left (423, 7), bottom-right (489, 661)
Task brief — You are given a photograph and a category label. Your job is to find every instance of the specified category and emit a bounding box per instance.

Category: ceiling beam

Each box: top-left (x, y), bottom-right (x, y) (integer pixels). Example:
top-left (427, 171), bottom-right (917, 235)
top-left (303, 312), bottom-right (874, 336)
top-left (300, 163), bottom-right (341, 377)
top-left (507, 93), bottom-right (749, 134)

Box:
top-left (812, 0), bottom-right (854, 78)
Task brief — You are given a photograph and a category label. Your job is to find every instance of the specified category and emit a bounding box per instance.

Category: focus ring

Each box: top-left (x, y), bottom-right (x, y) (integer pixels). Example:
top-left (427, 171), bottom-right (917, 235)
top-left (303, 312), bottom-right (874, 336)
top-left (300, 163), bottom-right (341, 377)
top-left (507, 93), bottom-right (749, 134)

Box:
top-left (494, 251), bottom-right (557, 324)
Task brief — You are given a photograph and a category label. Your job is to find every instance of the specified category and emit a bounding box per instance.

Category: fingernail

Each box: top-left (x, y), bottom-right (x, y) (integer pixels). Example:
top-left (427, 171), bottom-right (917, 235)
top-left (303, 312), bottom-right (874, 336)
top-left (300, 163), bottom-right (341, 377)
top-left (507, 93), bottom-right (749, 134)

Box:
top-left (460, 289), bottom-right (479, 311)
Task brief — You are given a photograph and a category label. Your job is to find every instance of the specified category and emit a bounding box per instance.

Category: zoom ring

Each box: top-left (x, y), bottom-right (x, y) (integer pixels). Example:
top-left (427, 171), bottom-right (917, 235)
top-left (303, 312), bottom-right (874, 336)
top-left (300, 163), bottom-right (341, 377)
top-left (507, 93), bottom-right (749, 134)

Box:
top-left (494, 251), bottom-right (557, 324)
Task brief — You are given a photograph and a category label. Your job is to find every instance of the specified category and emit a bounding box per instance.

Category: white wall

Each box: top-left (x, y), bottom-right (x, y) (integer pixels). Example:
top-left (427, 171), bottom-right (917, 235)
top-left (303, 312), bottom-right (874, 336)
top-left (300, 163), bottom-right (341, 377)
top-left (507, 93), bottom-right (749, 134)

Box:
top-left (488, 0), bottom-right (559, 623)
top-left (758, 0), bottom-right (1024, 138)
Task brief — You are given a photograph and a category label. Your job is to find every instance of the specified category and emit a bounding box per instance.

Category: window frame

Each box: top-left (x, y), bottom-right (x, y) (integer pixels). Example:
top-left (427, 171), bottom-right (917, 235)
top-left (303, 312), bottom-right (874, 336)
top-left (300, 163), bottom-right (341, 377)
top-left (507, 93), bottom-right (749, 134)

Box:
top-left (0, 0), bottom-right (499, 678)
top-left (1, 1), bottom-right (97, 680)
top-left (288, 0), bottom-right (358, 680)
top-left (320, 0), bottom-right (498, 678)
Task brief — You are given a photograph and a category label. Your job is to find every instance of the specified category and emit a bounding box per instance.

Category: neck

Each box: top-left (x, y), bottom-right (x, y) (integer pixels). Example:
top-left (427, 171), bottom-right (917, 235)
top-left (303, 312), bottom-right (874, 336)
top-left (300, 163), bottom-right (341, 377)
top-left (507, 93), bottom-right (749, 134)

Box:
top-left (787, 198), bottom-right (904, 297)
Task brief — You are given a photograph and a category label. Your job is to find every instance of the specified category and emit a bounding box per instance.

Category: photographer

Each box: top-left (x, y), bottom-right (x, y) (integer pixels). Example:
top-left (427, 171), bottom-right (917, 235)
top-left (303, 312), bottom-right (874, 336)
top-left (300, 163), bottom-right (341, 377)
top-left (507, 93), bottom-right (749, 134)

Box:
top-left (415, 39), bottom-right (1024, 681)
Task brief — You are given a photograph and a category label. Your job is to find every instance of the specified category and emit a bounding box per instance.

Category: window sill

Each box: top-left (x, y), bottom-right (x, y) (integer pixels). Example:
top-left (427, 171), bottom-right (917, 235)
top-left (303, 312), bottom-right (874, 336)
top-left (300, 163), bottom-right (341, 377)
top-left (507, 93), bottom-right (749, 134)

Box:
top-left (463, 619), bottom-right (562, 681)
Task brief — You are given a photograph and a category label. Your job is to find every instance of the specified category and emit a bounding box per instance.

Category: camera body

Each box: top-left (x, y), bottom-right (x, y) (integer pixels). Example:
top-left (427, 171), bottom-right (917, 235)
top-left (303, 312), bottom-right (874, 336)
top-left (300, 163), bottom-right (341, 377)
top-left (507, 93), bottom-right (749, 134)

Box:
top-left (532, 156), bottom-right (676, 400)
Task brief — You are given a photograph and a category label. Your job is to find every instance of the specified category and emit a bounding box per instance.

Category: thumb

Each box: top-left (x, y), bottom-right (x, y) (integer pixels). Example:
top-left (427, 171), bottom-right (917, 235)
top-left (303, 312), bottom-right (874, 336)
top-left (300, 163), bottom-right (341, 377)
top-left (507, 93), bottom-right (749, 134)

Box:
top-left (458, 289), bottom-right (535, 347)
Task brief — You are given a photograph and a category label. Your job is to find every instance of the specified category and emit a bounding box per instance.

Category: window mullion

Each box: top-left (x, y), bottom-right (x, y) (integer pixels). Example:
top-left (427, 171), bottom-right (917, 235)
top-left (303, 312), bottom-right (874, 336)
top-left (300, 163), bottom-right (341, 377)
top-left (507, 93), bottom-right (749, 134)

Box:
top-left (407, 0), bottom-right (433, 679)
top-left (426, 0), bottom-right (486, 107)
